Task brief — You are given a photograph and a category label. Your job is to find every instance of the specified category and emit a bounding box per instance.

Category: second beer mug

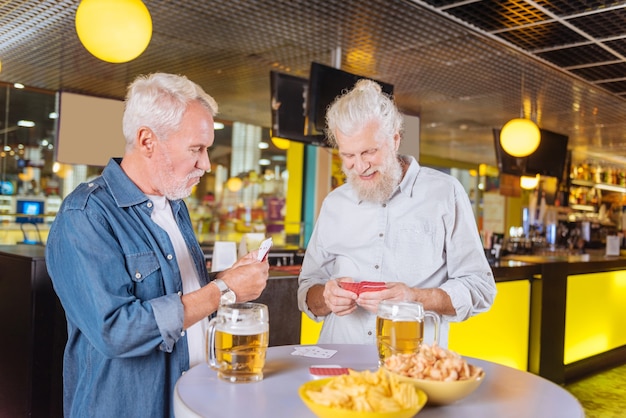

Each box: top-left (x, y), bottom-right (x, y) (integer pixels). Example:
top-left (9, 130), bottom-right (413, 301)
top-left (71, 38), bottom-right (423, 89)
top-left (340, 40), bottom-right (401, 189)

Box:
top-left (206, 302), bottom-right (269, 383)
top-left (376, 300), bottom-right (440, 365)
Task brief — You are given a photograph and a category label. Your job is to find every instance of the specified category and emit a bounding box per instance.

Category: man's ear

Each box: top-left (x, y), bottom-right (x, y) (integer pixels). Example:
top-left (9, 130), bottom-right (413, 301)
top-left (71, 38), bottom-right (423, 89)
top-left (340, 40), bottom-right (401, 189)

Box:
top-left (393, 132), bottom-right (401, 152)
top-left (138, 127), bottom-right (155, 155)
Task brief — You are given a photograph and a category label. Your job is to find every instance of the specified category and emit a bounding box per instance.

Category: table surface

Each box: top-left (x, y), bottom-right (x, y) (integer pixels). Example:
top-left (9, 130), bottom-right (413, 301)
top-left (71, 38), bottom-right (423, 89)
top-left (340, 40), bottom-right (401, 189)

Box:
top-left (174, 344), bottom-right (584, 418)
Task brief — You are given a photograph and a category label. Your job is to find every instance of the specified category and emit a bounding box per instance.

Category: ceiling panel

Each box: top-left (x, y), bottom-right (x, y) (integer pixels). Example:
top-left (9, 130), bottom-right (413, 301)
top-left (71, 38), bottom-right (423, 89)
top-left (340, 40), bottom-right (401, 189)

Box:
top-left (0, 0), bottom-right (626, 167)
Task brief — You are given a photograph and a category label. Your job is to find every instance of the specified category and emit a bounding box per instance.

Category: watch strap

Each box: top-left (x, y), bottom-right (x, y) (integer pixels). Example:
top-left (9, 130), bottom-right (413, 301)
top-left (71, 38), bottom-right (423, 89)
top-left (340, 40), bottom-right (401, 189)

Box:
top-left (212, 278), bottom-right (229, 294)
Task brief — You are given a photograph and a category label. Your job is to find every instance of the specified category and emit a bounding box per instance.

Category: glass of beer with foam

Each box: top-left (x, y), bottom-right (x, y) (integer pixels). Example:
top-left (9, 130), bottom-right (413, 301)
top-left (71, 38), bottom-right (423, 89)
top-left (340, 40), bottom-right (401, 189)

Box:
top-left (206, 302), bottom-right (269, 383)
top-left (376, 300), bottom-right (440, 365)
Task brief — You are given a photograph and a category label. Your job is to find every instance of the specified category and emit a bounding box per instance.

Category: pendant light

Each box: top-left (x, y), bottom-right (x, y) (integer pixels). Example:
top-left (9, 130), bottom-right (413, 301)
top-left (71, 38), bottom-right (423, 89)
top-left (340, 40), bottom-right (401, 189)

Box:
top-left (75, 0), bottom-right (152, 64)
top-left (271, 137), bottom-right (291, 150)
top-left (520, 174), bottom-right (540, 190)
top-left (500, 74), bottom-right (540, 157)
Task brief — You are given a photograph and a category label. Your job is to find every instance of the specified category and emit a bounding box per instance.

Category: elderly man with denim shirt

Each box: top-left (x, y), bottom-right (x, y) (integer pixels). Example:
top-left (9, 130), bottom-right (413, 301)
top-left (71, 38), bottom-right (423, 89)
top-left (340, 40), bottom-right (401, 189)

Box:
top-left (46, 73), bottom-right (269, 418)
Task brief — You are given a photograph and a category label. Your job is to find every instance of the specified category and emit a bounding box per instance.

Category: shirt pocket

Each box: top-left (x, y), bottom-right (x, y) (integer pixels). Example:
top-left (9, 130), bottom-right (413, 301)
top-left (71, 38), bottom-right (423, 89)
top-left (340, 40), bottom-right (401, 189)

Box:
top-left (391, 221), bottom-right (444, 276)
top-left (125, 252), bottom-right (164, 299)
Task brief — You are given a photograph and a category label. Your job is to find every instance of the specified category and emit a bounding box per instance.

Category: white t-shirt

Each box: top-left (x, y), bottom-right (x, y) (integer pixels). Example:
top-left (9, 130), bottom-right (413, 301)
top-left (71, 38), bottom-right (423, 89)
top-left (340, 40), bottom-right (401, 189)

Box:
top-left (149, 195), bottom-right (208, 367)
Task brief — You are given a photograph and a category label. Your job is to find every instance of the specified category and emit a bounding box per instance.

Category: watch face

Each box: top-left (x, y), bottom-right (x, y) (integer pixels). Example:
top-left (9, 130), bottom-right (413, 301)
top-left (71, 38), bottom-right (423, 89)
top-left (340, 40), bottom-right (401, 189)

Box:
top-left (221, 290), bottom-right (236, 305)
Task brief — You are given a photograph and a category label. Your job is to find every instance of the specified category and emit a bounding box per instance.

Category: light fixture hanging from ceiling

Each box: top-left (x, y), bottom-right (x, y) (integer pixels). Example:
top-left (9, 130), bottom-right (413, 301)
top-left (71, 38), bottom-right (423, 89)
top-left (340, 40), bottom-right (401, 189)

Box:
top-left (75, 0), bottom-right (152, 64)
top-left (520, 174), bottom-right (540, 190)
top-left (271, 137), bottom-right (291, 150)
top-left (500, 74), bottom-right (540, 158)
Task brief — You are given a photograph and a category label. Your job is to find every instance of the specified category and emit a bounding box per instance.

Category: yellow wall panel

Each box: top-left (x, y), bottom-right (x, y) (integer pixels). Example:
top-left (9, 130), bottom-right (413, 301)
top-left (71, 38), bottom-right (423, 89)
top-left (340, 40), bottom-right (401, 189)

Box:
top-left (565, 270), bottom-right (626, 364)
top-left (449, 280), bottom-right (530, 370)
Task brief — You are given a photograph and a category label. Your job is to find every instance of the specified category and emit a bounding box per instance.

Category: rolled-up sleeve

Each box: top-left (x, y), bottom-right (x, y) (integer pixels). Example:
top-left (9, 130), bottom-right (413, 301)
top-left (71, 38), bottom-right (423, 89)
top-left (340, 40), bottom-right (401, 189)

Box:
top-left (438, 181), bottom-right (496, 322)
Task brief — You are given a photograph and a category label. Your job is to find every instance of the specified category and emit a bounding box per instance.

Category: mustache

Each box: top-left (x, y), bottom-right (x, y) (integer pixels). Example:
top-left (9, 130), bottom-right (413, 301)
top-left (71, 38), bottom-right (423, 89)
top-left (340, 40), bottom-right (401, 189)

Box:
top-left (343, 165), bottom-right (375, 177)
top-left (187, 169), bottom-right (206, 180)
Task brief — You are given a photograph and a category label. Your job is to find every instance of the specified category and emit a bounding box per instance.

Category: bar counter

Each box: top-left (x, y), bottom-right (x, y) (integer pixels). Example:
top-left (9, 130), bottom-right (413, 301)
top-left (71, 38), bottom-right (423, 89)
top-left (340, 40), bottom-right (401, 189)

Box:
top-left (449, 252), bottom-right (626, 384)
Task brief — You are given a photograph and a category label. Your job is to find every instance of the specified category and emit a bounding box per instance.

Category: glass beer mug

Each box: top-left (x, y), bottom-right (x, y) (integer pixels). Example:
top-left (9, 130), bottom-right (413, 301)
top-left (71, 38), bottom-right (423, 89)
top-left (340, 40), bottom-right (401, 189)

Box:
top-left (376, 300), bottom-right (440, 365)
top-left (206, 302), bottom-right (269, 383)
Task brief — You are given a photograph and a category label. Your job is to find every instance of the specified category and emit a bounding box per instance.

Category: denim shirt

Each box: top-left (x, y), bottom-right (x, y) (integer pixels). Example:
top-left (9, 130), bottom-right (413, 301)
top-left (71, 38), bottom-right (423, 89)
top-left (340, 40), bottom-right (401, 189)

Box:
top-left (46, 158), bottom-right (209, 418)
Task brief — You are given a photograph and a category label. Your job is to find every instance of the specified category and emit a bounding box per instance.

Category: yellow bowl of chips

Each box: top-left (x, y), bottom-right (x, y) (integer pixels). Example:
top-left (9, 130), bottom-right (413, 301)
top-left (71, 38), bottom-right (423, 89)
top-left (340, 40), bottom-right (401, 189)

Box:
top-left (382, 345), bottom-right (485, 405)
top-left (388, 368), bottom-right (485, 405)
top-left (298, 369), bottom-right (427, 418)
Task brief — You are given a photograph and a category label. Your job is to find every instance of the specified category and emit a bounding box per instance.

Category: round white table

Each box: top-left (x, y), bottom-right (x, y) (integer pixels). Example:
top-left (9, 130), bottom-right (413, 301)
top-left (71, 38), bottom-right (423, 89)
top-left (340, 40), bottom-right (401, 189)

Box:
top-left (174, 344), bottom-right (584, 418)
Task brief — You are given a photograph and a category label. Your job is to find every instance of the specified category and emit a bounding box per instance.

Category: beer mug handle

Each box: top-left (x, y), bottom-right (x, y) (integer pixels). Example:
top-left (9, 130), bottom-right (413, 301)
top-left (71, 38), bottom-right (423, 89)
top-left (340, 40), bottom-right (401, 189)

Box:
top-left (206, 317), bottom-right (218, 369)
top-left (424, 311), bottom-right (440, 345)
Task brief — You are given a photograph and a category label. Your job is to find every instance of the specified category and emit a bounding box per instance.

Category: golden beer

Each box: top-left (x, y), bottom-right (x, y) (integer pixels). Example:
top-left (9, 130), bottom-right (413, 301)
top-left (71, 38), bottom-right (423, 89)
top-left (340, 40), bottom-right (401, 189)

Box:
top-left (206, 302), bottom-right (270, 383)
top-left (376, 300), bottom-right (439, 365)
top-left (376, 316), bottom-right (423, 363)
top-left (212, 326), bottom-right (269, 383)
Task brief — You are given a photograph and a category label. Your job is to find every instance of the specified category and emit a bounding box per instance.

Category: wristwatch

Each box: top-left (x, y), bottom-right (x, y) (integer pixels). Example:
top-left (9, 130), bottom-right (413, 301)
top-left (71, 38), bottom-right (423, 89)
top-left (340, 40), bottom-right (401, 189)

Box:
top-left (212, 278), bottom-right (236, 305)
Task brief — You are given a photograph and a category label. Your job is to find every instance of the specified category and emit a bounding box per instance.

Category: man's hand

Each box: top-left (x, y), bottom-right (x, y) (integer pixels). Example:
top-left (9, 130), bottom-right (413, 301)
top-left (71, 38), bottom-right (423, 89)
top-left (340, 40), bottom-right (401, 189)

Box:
top-left (322, 278), bottom-right (358, 316)
top-left (356, 282), bottom-right (415, 313)
top-left (357, 282), bottom-right (456, 316)
top-left (220, 252), bottom-right (269, 302)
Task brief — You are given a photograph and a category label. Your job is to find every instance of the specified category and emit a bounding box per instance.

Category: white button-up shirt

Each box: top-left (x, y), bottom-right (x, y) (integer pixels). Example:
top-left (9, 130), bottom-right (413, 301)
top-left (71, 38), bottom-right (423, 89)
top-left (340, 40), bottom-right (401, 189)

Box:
top-left (298, 156), bottom-right (496, 346)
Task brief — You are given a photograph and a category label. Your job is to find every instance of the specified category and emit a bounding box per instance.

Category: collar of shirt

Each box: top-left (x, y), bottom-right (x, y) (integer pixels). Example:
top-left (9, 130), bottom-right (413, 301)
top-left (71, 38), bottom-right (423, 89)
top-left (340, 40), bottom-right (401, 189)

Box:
top-left (101, 158), bottom-right (182, 215)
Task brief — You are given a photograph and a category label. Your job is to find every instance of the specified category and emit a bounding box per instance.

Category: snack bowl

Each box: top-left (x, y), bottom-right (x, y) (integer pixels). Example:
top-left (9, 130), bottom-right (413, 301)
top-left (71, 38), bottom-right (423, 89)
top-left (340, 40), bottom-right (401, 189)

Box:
top-left (385, 367), bottom-right (485, 405)
top-left (298, 376), bottom-right (427, 418)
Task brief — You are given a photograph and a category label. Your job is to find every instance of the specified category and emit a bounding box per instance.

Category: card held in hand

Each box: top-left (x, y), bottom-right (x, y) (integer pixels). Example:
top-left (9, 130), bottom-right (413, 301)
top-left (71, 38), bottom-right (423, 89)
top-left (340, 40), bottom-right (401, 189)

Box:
top-left (257, 237), bottom-right (273, 261)
top-left (340, 281), bottom-right (386, 295)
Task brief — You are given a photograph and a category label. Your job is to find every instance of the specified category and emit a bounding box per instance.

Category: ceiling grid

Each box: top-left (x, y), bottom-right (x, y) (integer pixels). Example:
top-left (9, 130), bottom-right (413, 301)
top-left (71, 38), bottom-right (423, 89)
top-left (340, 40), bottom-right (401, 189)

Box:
top-left (0, 0), bottom-right (626, 164)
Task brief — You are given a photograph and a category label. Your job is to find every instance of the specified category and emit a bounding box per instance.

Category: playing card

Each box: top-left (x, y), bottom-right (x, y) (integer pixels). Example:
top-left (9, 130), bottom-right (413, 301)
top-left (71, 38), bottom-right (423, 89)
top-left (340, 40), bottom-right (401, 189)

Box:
top-left (358, 281), bottom-right (387, 294)
top-left (309, 365), bottom-right (350, 379)
top-left (291, 346), bottom-right (337, 359)
top-left (340, 281), bottom-right (386, 295)
top-left (339, 282), bottom-right (361, 293)
top-left (257, 237), bottom-right (273, 261)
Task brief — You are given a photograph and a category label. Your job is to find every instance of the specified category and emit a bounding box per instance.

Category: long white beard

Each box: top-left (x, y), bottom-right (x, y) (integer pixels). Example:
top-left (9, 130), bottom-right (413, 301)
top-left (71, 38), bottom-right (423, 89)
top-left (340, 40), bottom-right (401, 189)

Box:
top-left (345, 152), bottom-right (403, 204)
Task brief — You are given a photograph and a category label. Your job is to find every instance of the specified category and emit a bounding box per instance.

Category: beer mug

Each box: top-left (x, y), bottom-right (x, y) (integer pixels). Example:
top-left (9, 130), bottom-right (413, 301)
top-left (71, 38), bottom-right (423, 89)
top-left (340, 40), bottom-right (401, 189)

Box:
top-left (206, 302), bottom-right (269, 383)
top-left (376, 300), bottom-right (440, 365)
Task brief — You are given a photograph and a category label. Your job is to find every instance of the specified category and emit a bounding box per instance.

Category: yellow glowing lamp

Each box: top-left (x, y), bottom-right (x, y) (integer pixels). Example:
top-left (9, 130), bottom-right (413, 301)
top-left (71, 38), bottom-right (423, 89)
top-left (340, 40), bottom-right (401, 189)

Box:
top-left (226, 177), bottom-right (243, 192)
top-left (75, 0), bottom-right (152, 63)
top-left (520, 174), bottom-right (540, 190)
top-left (271, 137), bottom-right (291, 150)
top-left (500, 118), bottom-right (540, 157)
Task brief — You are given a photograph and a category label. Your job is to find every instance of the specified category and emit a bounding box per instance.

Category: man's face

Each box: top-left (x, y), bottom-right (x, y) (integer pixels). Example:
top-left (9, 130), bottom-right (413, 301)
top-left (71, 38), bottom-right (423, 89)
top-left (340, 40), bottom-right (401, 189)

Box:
top-left (335, 120), bottom-right (402, 203)
top-left (153, 101), bottom-right (214, 200)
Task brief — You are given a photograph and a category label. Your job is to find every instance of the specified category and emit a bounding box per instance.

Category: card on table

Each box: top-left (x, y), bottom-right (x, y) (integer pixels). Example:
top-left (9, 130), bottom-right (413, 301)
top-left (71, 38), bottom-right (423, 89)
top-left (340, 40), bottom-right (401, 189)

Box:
top-left (309, 365), bottom-right (351, 379)
top-left (291, 346), bottom-right (337, 359)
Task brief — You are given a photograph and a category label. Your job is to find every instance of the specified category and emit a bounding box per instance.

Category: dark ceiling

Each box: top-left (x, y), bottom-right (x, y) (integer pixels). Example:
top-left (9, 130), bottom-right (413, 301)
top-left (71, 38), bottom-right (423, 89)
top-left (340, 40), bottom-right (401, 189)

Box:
top-left (1, 0), bottom-right (626, 167)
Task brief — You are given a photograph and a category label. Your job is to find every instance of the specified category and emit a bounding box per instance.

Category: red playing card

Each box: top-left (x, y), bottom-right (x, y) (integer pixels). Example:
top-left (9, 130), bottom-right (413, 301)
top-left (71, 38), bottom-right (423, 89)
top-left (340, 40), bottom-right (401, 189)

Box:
top-left (309, 366), bottom-right (351, 378)
top-left (359, 281), bottom-right (386, 288)
top-left (339, 282), bottom-right (361, 293)
top-left (340, 281), bottom-right (386, 295)
top-left (358, 281), bottom-right (387, 294)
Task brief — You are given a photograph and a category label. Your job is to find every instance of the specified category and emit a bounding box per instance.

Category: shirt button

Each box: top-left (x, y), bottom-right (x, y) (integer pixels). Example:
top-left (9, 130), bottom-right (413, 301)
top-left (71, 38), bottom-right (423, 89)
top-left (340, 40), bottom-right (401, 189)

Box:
top-left (88, 182), bottom-right (94, 187)
top-left (368, 331), bottom-right (372, 336)
top-left (379, 233), bottom-right (383, 237)
top-left (178, 291), bottom-right (183, 296)
top-left (374, 265), bottom-right (379, 269)
top-left (382, 203), bottom-right (387, 207)
top-left (147, 202), bottom-right (153, 208)
top-left (135, 272), bottom-right (142, 279)
top-left (181, 331), bottom-right (185, 337)
top-left (167, 254), bottom-right (173, 260)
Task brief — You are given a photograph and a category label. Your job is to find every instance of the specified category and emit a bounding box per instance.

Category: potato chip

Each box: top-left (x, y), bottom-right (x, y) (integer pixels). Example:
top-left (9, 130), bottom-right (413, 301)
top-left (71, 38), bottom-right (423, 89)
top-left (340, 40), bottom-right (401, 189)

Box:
top-left (383, 343), bottom-right (484, 382)
top-left (304, 368), bottom-right (420, 412)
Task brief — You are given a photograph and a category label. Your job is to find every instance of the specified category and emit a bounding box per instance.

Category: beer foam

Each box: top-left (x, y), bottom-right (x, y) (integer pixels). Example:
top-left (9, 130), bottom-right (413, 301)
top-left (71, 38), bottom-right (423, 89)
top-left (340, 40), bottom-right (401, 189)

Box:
top-left (216, 322), bottom-right (269, 335)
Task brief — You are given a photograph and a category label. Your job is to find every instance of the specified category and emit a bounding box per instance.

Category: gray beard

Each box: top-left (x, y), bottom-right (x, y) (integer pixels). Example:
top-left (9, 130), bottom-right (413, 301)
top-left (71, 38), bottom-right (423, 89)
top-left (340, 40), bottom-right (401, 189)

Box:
top-left (346, 156), bottom-right (403, 204)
